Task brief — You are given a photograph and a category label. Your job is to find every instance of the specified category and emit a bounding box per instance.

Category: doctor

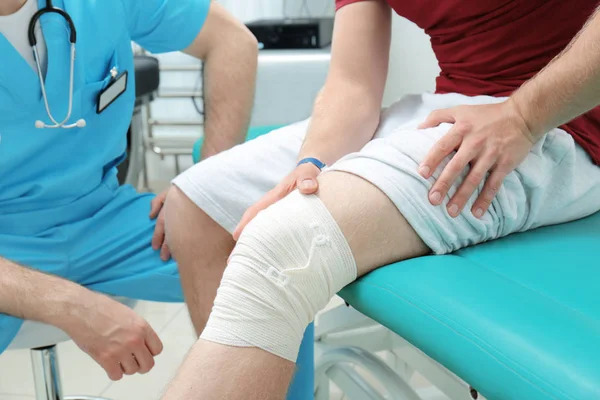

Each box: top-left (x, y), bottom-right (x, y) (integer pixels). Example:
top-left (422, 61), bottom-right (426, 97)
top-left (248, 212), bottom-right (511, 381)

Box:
top-left (0, 0), bottom-right (257, 382)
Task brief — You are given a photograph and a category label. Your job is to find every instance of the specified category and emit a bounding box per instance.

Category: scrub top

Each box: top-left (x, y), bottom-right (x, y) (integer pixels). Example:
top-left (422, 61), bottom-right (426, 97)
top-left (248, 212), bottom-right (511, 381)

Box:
top-left (0, 0), bottom-right (210, 235)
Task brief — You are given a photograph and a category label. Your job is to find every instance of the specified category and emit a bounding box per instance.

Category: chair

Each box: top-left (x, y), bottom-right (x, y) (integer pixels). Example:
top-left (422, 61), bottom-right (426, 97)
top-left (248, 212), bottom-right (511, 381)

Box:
top-left (7, 298), bottom-right (138, 400)
top-left (117, 55), bottom-right (160, 187)
top-left (195, 127), bottom-right (600, 400)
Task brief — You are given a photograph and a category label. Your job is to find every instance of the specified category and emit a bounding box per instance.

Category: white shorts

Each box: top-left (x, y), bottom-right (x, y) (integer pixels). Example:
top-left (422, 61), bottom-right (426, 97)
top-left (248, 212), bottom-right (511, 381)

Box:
top-left (173, 93), bottom-right (600, 254)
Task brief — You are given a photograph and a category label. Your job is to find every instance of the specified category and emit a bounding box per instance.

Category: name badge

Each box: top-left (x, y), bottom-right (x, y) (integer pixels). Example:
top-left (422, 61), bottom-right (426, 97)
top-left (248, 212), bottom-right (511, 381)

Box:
top-left (97, 67), bottom-right (128, 114)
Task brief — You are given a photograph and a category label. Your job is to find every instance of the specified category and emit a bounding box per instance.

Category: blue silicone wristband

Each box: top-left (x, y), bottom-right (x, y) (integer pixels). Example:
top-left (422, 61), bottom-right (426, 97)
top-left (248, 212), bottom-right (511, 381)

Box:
top-left (297, 157), bottom-right (327, 170)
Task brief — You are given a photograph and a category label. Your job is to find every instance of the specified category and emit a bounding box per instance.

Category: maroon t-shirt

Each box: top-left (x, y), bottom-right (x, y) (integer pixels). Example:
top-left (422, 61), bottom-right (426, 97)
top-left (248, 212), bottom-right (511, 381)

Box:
top-left (336, 0), bottom-right (600, 165)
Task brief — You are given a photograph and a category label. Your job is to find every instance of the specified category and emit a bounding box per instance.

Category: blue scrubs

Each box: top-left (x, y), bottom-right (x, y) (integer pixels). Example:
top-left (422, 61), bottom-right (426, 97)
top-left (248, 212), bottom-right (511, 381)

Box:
top-left (0, 1), bottom-right (313, 398)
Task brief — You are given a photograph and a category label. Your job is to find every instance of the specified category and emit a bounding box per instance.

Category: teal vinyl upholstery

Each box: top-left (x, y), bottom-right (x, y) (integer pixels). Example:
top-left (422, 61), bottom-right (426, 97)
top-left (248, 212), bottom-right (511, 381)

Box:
top-left (339, 212), bottom-right (600, 400)
top-left (194, 126), bottom-right (600, 400)
top-left (192, 125), bottom-right (284, 162)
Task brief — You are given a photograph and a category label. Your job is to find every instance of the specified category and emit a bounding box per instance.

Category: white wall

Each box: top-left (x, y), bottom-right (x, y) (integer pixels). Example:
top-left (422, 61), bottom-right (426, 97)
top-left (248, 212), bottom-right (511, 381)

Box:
top-left (145, 1), bottom-right (440, 188)
top-left (383, 16), bottom-right (439, 105)
top-left (217, 0), bottom-right (440, 104)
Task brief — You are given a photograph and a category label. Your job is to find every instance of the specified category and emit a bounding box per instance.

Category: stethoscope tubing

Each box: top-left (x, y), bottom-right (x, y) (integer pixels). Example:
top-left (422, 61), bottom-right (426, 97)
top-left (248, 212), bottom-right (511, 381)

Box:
top-left (28, 0), bottom-right (84, 129)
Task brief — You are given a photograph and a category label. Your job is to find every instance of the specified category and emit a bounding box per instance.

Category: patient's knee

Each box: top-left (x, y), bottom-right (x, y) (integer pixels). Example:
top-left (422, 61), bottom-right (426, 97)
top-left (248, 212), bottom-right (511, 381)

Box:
top-left (164, 185), bottom-right (210, 253)
top-left (201, 191), bottom-right (357, 361)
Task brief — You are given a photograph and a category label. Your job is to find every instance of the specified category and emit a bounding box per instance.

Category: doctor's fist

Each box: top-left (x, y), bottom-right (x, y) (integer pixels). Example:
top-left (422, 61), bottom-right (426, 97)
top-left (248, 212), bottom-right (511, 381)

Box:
top-left (59, 293), bottom-right (163, 381)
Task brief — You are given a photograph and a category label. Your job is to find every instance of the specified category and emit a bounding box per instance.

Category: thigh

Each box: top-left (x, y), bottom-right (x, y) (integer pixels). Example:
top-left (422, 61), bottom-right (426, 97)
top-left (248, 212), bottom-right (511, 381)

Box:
top-left (317, 171), bottom-right (429, 277)
top-left (326, 119), bottom-right (600, 256)
top-left (66, 185), bottom-right (183, 302)
top-left (172, 120), bottom-right (308, 233)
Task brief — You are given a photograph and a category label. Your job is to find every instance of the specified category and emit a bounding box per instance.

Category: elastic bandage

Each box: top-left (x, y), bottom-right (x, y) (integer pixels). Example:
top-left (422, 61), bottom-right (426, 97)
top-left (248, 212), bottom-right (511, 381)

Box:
top-left (201, 191), bottom-right (357, 361)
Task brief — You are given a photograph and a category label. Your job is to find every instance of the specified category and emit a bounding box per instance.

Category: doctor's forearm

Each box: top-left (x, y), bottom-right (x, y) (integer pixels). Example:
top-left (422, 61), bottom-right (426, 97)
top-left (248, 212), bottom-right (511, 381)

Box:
top-left (0, 256), bottom-right (87, 326)
top-left (511, 6), bottom-right (600, 140)
top-left (200, 36), bottom-right (258, 160)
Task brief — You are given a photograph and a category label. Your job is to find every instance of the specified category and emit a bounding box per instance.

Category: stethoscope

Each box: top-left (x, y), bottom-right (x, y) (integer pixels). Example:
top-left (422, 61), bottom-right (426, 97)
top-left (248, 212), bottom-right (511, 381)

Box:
top-left (28, 0), bottom-right (86, 129)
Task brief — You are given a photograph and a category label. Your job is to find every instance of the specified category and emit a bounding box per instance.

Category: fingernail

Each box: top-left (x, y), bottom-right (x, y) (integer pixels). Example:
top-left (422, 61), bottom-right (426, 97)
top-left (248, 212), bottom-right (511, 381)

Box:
top-left (300, 179), bottom-right (315, 190)
top-left (430, 191), bottom-right (442, 204)
top-left (448, 204), bottom-right (459, 216)
top-left (418, 165), bottom-right (431, 177)
top-left (474, 208), bottom-right (483, 218)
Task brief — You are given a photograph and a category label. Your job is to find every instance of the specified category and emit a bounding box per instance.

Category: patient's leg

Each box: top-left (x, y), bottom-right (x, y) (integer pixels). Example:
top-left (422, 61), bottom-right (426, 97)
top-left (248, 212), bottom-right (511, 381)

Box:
top-left (164, 186), bottom-right (236, 334)
top-left (162, 171), bottom-right (428, 400)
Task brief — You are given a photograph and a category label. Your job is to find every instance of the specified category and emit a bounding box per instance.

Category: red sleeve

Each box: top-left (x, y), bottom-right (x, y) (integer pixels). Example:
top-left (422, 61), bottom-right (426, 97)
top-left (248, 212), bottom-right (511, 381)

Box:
top-left (335, 0), bottom-right (369, 11)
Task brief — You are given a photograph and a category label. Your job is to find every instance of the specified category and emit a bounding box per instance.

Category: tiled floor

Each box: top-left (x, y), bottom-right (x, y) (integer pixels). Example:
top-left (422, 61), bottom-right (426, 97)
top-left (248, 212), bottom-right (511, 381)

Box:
top-left (0, 301), bottom-right (191, 400)
top-left (0, 300), bottom-right (451, 400)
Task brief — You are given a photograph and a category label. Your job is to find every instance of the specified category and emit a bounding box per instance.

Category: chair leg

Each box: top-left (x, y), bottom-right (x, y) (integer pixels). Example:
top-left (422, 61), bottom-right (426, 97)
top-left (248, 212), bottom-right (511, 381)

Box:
top-left (315, 346), bottom-right (423, 400)
top-left (30, 345), bottom-right (113, 400)
top-left (126, 105), bottom-right (145, 189)
top-left (31, 345), bottom-right (64, 400)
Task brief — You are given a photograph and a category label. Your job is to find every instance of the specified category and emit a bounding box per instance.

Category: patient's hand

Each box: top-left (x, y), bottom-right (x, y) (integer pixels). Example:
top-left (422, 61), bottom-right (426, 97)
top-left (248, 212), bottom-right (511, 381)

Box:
top-left (417, 100), bottom-right (535, 219)
top-left (150, 189), bottom-right (171, 261)
top-left (233, 162), bottom-right (321, 240)
top-left (59, 292), bottom-right (163, 381)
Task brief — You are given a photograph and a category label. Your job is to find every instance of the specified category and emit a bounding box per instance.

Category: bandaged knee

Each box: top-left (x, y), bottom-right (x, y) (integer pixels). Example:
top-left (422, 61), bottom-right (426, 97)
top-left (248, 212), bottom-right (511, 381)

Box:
top-left (201, 190), bottom-right (357, 361)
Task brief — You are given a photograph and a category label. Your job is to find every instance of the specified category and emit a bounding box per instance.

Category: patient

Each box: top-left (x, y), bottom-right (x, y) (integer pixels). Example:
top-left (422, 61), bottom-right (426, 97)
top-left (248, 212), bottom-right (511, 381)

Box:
top-left (163, 1), bottom-right (600, 399)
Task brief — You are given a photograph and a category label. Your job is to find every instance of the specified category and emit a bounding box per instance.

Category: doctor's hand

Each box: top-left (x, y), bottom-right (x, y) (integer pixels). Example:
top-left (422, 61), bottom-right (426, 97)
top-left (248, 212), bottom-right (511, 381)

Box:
top-left (150, 189), bottom-right (171, 261)
top-left (61, 292), bottom-right (163, 381)
top-left (233, 162), bottom-right (321, 241)
top-left (418, 100), bottom-right (536, 219)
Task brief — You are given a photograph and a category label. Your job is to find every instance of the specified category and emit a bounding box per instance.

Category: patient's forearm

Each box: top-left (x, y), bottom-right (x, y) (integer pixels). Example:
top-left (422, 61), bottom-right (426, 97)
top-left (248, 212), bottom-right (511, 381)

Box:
top-left (297, 1), bottom-right (391, 165)
top-left (512, 6), bottom-right (600, 139)
top-left (298, 83), bottom-right (381, 165)
top-left (0, 257), bottom-right (85, 326)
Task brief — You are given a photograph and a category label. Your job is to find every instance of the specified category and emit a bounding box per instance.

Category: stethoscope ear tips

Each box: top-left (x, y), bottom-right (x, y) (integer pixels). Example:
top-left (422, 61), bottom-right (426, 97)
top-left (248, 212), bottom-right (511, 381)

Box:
top-left (35, 120), bottom-right (45, 129)
top-left (75, 119), bottom-right (86, 128)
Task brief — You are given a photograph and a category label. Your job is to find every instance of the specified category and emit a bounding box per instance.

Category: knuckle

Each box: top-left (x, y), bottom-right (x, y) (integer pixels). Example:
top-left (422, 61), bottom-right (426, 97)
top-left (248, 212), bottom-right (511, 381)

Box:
top-left (471, 135), bottom-right (486, 147)
top-left (454, 121), bottom-right (472, 135)
top-left (497, 156), bottom-right (513, 169)
top-left (484, 187), bottom-right (498, 201)
top-left (438, 140), bottom-right (453, 153)
top-left (466, 174), bottom-right (482, 187)
top-left (436, 180), bottom-right (451, 192)
top-left (102, 350), bottom-right (119, 363)
top-left (127, 334), bottom-right (145, 348)
top-left (155, 341), bottom-right (164, 354)
top-left (468, 169), bottom-right (485, 183)
top-left (488, 146), bottom-right (500, 158)
top-left (98, 352), bottom-right (112, 364)
top-left (135, 320), bottom-right (151, 334)
top-left (141, 360), bottom-right (155, 373)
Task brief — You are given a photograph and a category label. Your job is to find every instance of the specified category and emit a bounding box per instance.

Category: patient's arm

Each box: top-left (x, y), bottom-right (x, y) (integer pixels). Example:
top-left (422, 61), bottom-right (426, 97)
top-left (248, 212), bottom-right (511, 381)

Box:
top-left (184, 2), bottom-right (258, 160)
top-left (512, 6), bottom-right (600, 138)
top-left (0, 257), bottom-right (162, 381)
top-left (232, 1), bottom-right (393, 239)
top-left (299, 0), bottom-right (392, 165)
